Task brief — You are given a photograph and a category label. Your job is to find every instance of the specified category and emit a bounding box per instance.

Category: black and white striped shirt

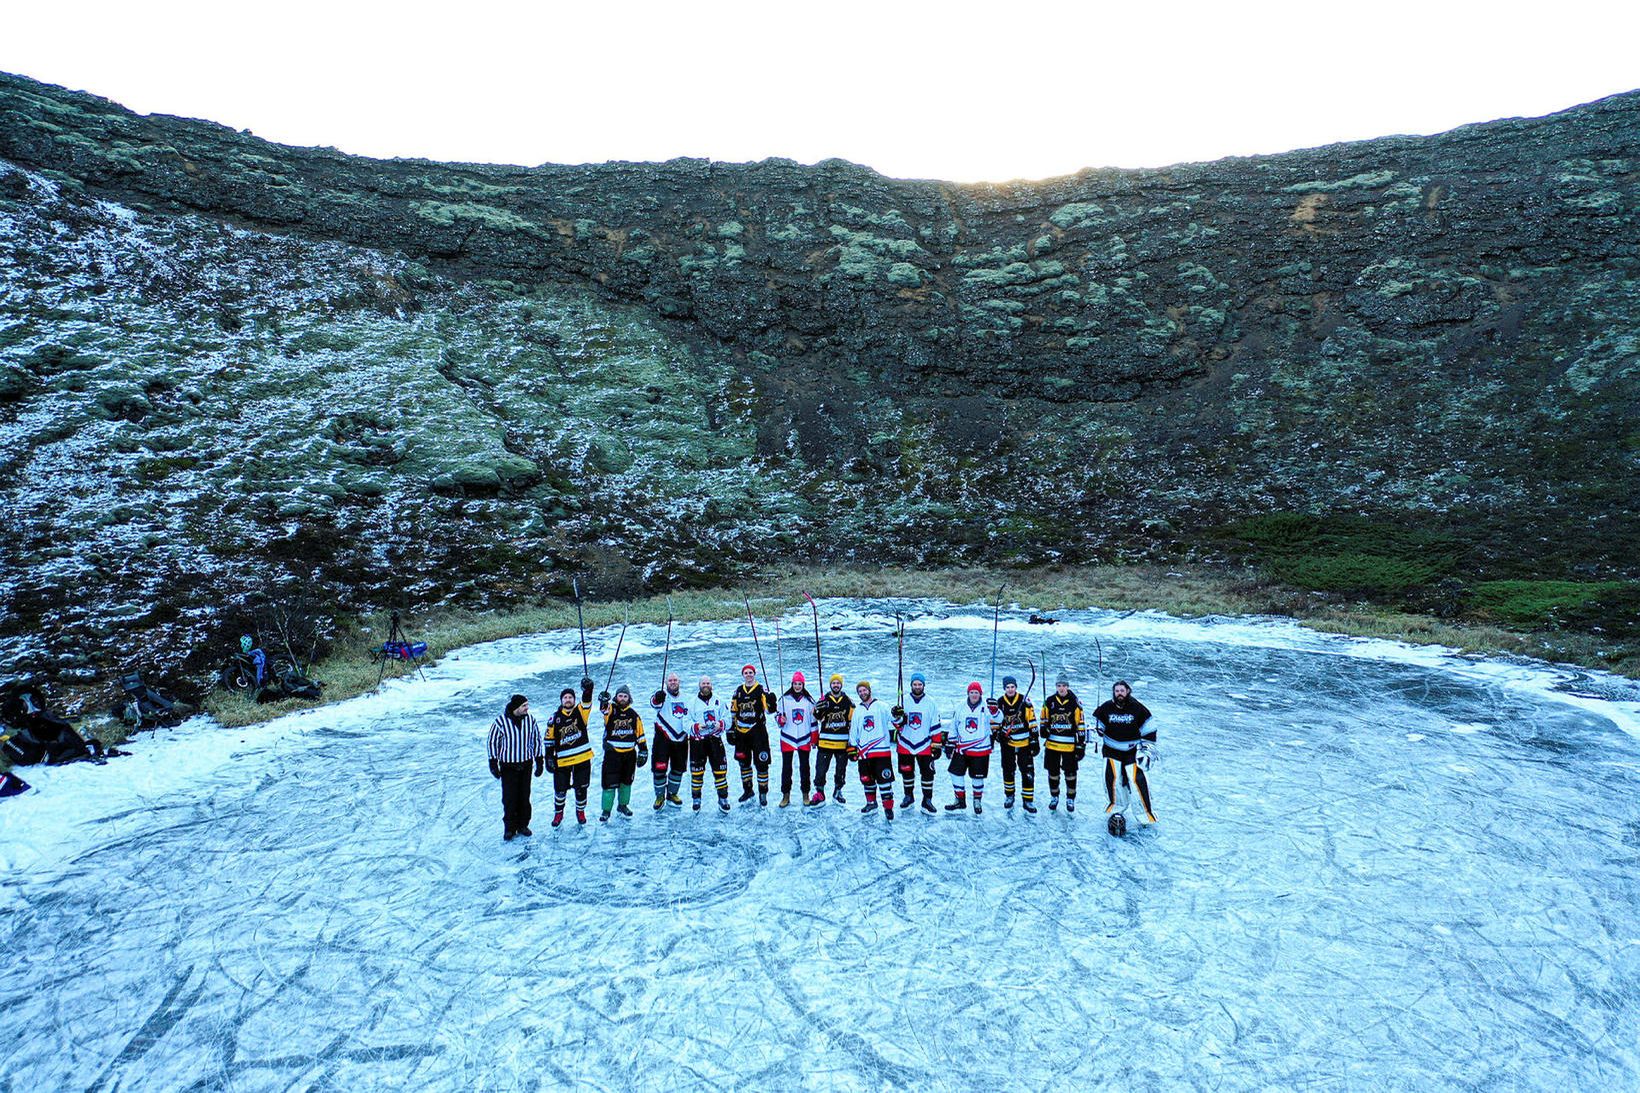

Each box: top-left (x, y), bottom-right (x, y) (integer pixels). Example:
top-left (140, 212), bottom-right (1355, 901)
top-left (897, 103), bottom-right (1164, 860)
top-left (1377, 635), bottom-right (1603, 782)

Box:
top-left (487, 712), bottom-right (544, 763)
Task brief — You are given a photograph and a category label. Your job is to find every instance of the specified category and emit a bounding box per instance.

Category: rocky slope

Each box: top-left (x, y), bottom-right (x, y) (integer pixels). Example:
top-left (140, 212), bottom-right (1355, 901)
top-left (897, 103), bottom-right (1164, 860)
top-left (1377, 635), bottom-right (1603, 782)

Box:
top-left (1, 71), bottom-right (1637, 684)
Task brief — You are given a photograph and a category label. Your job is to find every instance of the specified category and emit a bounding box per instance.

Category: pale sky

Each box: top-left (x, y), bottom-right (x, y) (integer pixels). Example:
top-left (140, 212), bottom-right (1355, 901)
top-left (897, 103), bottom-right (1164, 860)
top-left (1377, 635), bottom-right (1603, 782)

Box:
top-left (4, 0), bottom-right (1638, 182)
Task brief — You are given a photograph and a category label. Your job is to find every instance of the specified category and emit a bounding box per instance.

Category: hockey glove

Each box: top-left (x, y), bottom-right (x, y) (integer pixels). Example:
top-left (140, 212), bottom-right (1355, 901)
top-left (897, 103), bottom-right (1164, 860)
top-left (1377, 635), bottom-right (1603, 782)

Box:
top-left (1074, 742), bottom-right (1087, 760)
top-left (652, 689), bottom-right (666, 707)
top-left (734, 741), bottom-right (749, 764)
top-left (637, 745), bottom-right (649, 765)
top-left (1029, 735), bottom-right (1041, 758)
top-left (846, 745), bottom-right (859, 761)
top-left (489, 758), bottom-right (502, 780)
top-left (810, 730), bottom-right (820, 748)
top-left (776, 713), bottom-right (787, 728)
top-left (534, 756), bottom-right (545, 777)
top-left (891, 705), bottom-right (905, 724)
top-left (544, 751), bottom-right (558, 773)
top-left (1136, 741), bottom-right (1156, 770)
top-left (580, 678), bottom-right (595, 704)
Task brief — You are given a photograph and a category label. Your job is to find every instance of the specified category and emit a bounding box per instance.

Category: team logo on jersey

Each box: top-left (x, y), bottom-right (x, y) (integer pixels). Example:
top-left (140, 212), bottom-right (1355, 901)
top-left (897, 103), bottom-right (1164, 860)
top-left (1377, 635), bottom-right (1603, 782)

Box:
top-left (864, 715), bottom-right (877, 729)
top-left (672, 703), bottom-right (688, 717)
top-left (792, 710), bottom-right (805, 723)
top-left (909, 712), bottom-right (923, 726)
top-left (965, 717), bottom-right (980, 730)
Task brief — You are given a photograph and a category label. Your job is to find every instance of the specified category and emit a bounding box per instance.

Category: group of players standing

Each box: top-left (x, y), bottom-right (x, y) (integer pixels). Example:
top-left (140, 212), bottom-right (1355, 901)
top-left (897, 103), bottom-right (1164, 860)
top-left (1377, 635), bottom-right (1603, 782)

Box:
top-left (487, 664), bottom-right (1159, 839)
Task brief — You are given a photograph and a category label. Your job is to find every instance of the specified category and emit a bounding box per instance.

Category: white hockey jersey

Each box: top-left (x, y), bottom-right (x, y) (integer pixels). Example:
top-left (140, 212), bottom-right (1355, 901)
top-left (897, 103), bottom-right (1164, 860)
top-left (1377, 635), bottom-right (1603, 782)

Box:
top-left (691, 692), bottom-right (728, 739)
top-left (948, 700), bottom-right (994, 755)
top-left (897, 691), bottom-right (943, 754)
top-left (778, 689), bottom-right (817, 751)
top-left (850, 697), bottom-right (896, 757)
top-left (650, 689), bottom-right (692, 743)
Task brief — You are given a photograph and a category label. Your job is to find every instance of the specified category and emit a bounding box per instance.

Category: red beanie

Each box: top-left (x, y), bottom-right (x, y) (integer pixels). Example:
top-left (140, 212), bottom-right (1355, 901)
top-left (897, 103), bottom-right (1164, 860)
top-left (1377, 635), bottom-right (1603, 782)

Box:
top-left (967, 682), bottom-right (983, 693)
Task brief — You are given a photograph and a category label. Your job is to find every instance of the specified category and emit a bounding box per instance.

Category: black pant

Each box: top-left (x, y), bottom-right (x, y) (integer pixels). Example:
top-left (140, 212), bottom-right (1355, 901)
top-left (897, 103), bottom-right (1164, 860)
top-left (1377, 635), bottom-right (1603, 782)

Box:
top-left (553, 761), bottom-right (590, 810)
top-left (602, 747), bottom-right (637, 789)
top-left (949, 751), bottom-right (990, 783)
top-left (813, 748), bottom-right (850, 793)
top-left (652, 733), bottom-right (687, 793)
top-left (689, 736), bottom-right (727, 772)
top-left (897, 751), bottom-right (936, 795)
top-left (857, 754), bottom-right (895, 806)
top-left (733, 726), bottom-right (772, 785)
top-left (1001, 744), bottom-right (1036, 800)
top-left (498, 760), bottom-right (533, 833)
top-left (1044, 749), bottom-right (1080, 797)
top-left (780, 748), bottom-right (812, 796)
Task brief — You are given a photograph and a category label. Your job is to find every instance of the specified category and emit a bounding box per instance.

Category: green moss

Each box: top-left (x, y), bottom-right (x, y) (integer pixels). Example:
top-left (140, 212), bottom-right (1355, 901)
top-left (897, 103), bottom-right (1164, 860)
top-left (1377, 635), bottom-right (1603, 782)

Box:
top-left (1468, 580), bottom-right (1627, 627)
top-left (1048, 202), bottom-right (1105, 230)
top-left (1223, 512), bottom-right (1460, 598)
top-left (1269, 553), bottom-right (1449, 597)
top-left (886, 262), bottom-right (923, 287)
top-left (1283, 170), bottom-right (1396, 194)
top-left (410, 201), bottom-right (535, 233)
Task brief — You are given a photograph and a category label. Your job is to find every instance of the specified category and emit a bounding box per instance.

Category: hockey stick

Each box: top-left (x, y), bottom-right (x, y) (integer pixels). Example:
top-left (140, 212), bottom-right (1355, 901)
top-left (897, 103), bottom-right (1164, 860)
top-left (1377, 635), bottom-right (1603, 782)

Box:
top-left (803, 591), bottom-right (823, 682)
top-left (989, 585), bottom-right (1005, 696)
top-left (659, 599), bottom-right (674, 692)
top-left (775, 617), bottom-right (785, 690)
top-left (604, 611), bottom-right (629, 695)
top-left (572, 577), bottom-right (590, 683)
top-left (745, 596), bottom-right (771, 689)
top-left (895, 613), bottom-right (905, 708)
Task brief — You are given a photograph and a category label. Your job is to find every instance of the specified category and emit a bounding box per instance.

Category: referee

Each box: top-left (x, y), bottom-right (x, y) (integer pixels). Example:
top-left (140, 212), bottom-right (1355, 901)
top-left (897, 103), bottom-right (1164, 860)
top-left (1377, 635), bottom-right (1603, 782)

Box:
top-left (488, 693), bottom-right (544, 840)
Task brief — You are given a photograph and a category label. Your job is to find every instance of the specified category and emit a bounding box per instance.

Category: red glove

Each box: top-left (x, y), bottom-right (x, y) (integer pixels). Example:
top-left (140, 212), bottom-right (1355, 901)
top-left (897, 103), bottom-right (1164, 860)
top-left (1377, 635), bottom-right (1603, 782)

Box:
top-left (810, 730), bottom-right (819, 748)
top-left (777, 713), bottom-right (787, 727)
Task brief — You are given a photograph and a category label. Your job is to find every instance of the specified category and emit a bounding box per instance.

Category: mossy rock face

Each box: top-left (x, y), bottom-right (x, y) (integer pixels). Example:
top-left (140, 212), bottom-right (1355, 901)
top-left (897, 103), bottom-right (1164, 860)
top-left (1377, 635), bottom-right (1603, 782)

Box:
top-left (3, 71), bottom-right (1640, 682)
top-left (0, 364), bottom-right (28, 399)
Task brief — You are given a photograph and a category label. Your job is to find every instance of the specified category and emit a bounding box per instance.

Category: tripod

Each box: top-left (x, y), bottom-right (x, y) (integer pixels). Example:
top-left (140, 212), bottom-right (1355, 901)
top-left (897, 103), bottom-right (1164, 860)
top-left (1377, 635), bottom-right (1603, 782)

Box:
top-left (376, 610), bottom-right (429, 686)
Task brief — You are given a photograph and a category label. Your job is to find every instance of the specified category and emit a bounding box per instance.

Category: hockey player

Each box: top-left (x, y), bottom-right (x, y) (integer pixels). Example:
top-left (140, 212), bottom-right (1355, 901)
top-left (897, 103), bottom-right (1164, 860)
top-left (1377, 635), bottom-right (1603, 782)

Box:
top-left (597, 684), bottom-right (647, 822)
top-left (946, 682), bottom-right (992, 813)
top-left (729, 664), bottom-right (777, 806)
top-left (849, 680), bottom-right (900, 820)
top-left (992, 675), bottom-right (1040, 813)
top-left (1091, 680), bottom-right (1157, 824)
top-left (1039, 673), bottom-right (1085, 813)
top-left (776, 671), bottom-right (816, 807)
top-left (689, 676), bottom-right (732, 813)
top-left (546, 677), bottom-right (596, 827)
top-left (896, 672), bottom-right (942, 814)
top-left (808, 673), bottom-right (855, 806)
top-left (649, 672), bottom-right (691, 809)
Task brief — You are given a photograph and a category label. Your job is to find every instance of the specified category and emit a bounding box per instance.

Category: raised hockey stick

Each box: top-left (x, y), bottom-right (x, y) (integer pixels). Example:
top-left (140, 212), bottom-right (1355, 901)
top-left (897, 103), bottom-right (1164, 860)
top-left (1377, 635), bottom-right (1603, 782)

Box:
top-left (604, 611), bottom-right (629, 695)
top-left (989, 585), bottom-right (1006, 696)
top-left (745, 596), bottom-right (771, 690)
top-left (573, 577), bottom-right (589, 682)
top-left (803, 591), bottom-right (823, 682)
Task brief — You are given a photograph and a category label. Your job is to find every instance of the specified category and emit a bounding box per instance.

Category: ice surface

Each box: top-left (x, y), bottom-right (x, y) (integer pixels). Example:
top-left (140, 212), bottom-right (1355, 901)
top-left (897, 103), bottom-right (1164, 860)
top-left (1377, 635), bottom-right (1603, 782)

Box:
top-left (4, 601), bottom-right (1639, 1090)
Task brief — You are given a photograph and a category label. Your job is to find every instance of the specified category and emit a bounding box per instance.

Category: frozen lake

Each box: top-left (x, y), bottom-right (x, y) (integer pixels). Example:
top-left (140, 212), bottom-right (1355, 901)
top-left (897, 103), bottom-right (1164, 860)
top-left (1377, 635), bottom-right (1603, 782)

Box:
top-left (3, 600), bottom-right (1639, 1090)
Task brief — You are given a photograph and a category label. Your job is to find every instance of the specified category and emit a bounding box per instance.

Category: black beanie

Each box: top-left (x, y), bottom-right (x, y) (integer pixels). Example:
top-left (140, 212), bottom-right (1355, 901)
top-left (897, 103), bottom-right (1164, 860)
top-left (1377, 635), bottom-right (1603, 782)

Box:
top-left (505, 693), bottom-right (528, 717)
